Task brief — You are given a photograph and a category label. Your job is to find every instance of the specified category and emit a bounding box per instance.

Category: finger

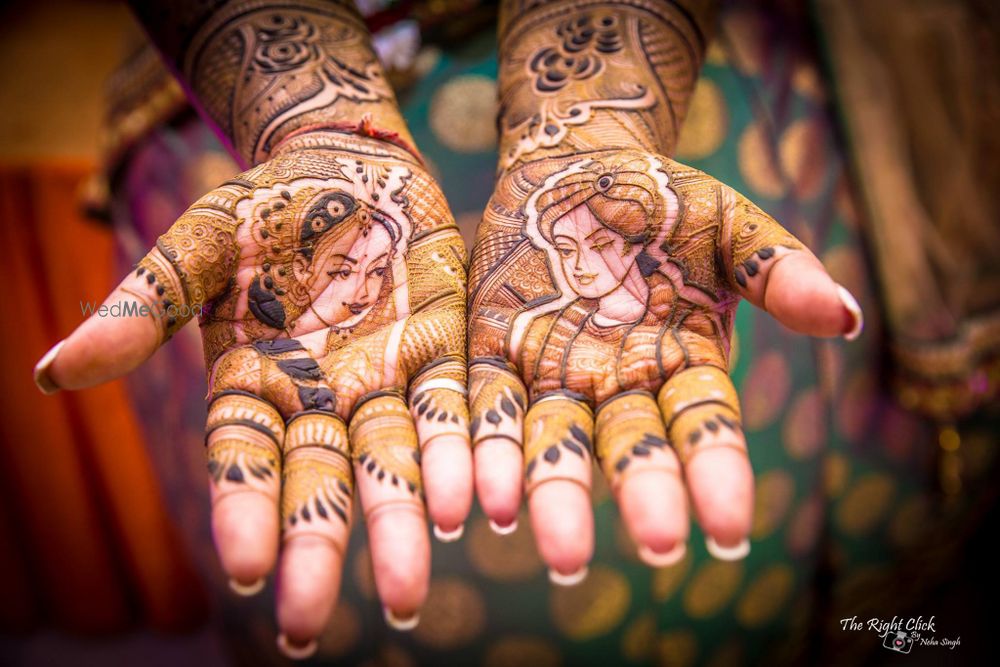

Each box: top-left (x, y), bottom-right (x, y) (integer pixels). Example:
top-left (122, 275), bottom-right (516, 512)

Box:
top-left (657, 365), bottom-right (753, 560)
top-left (469, 358), bottom-right (528, 533)
top-left (408, 358), bottom-right (472, 541)
top-left (349, 393), bottom-right (429, 630)
top-left (595, 391), bottom-right (688, 567)
top-left (275, 411), bottom-right (353, 654)
top-left (722, 188), bottom-right (862, 339)
top-left (523, 393), bottom-right (594, 583)
top-left (205, 390), bottom-right (283, 588)
top-left (34, 191), bottom-right (240, 393)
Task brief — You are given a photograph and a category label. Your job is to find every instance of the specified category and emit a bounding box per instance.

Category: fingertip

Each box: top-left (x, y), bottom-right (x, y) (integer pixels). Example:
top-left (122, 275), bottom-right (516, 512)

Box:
top-left (837, 284), bottom-right (864, 341)
top-left (47, 276), bottom-right (169, 391)
top-left (548, 565), bottom-right (589, 586)
top-left (528, 481), bottom-right (593, 575)
top-left (705, 535), bottom-right (751, 561)
top-left (229, 577), bottom-right (265, 597)
top-left (618, 470), bottom-right (689, 556)
top-left (33, 339), bottom-right (66, 394)
top-left (764, 253), bottom-right (854, 338)
top-left (367, 504), bottom-right (430, 614)
top-left (638, 542), bottom-right (687, 568)
top-left (422, 436), bottom-right (473, 533)
top-left (686, 447), bottom-right (754, 545)
top-left (276, 633), bottom-right (318, 661)
top-left (433, 523), bottom-right (465, 543)
top-left (474, 439), bottom-right (523, 527)
top-left (489, 517), bottom-right (519, 535)
top-left (276, 534), bottom-right (344, 642)
top-left (212, 492), bottom-right (279, 582)
top-left (384, 606), bottom-right (420, 631)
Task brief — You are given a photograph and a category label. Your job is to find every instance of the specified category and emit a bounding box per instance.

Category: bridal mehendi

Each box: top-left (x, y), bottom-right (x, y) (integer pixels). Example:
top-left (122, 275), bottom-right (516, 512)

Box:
top-left (35, 0), bottom-right (469, 649)
top-left (470, 0), bottom-right (857, 570)
top-left (469, 146), bottom-right (800, 490)
top-left (131, 0), bottom-right (408, 166)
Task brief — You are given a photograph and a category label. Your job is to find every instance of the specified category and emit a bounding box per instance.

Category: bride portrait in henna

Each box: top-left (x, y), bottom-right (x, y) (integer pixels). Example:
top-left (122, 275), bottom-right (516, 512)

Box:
top-left (3, 0), bottom-right (999, 665)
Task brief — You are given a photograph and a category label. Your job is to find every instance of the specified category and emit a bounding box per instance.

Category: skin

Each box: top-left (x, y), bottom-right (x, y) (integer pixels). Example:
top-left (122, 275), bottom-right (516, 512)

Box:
top-left (551, 205), bottom-right (647, 324)
top-left (470, 0), bottom-right (862, 582)
top-left (298, 221), bottom-right (393, 330)
top-left (32, 0), bottom-right (864, 654)
top-left (34, 0), bottom-right (472, 654)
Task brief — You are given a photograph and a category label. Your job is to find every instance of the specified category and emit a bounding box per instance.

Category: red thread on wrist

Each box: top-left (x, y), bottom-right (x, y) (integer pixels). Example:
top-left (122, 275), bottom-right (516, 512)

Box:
top-left (272, 114), bottom-right (424, 165)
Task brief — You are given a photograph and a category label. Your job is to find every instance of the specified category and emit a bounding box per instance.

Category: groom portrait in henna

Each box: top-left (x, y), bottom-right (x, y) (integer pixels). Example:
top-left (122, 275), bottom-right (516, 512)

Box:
top-left (15, 0), bottom-right (998, 664)
top-left (468, 0), bottom-right (860, 584)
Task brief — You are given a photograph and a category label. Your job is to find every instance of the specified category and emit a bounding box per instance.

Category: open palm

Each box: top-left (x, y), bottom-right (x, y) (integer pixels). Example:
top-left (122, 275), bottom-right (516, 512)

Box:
top-left (35, 140), bottom-right (470, 647)
top-left (468, 148), bottom-right (860, 578)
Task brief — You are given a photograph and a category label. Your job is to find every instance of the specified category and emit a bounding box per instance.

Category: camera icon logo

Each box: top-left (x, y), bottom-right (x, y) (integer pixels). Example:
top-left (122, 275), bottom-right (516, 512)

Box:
top-left (883, 630), bottom-right (915, 654)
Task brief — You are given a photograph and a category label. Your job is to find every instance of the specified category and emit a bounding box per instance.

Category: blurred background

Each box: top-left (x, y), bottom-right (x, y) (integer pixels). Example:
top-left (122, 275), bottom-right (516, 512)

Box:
top-left (0, 0), bottom-right (998, 665)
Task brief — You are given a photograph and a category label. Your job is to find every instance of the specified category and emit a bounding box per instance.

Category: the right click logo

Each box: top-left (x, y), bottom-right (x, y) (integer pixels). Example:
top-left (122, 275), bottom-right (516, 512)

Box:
top-left (883, 629), bottom-right (916, 654)
top-left (839, 615), bottom-right (961, 653)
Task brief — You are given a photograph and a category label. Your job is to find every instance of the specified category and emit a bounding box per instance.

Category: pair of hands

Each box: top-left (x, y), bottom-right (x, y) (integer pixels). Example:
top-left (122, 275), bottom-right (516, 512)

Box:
top-left (34, 131), bottom-right (860, 655)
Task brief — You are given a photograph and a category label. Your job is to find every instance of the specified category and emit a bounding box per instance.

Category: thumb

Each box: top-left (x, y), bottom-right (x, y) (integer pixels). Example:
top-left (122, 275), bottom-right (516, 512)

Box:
top-left (34, 198), bottom-right (240, 393)
top-left (721, 187), bottom-right (862, 340)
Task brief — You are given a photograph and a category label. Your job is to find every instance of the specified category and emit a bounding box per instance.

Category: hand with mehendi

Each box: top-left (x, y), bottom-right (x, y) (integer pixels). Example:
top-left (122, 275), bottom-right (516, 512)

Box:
top-left (469, 0), bottom-right (862, 581)
top-left (33, 0), bottom-right (470, 657)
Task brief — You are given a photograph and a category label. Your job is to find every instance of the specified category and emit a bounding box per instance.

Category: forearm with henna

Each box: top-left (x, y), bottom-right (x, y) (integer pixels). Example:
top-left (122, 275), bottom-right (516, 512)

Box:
top-left (469, 0), bottom-right (859, 572)
top-left (495, 0), bottom-right (713, 170)
top-left (129, 0), bottom-right (414, 165)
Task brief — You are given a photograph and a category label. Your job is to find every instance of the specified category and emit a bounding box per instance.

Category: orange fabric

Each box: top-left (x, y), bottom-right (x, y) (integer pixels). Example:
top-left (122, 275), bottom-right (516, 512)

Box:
top-left (0, 162), bottom-right (206, 634)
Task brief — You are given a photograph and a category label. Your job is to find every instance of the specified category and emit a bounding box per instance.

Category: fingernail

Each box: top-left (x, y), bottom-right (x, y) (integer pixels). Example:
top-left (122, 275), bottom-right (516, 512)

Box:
top-left (489, 518), bottom-right (518, 536)
top-left (433, 523), bottom-right (464, 543)
top-left (638, 542), bottom-right (686, 568)
top-left (228, 577), bottom-right (265, 597)
top-left (548, 565), bottom-right (588, 587)
top-left (836, 285), bottom-right (864, 341)
top-left (705, 536), bottom-right (750, 561)
top-left (33, 339), bottom-right (66, 395)
top-left (276, 633), bottom-right (318, 660)
top-left (383, 606), bottom-right (420, 631)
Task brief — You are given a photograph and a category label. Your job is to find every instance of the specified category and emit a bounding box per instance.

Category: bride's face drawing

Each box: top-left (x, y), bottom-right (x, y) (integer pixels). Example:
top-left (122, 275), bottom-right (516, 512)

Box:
top-left (312, 220), bottom-right (393, 324)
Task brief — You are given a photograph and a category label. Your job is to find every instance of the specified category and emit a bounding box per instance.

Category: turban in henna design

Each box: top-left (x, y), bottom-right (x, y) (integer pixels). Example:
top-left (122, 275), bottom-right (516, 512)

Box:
top-left (533, 154), bottom-right (667, 246)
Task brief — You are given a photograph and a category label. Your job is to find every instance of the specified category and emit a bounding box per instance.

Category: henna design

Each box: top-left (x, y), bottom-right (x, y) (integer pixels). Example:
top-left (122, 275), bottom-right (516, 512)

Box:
top-left (349, 394), bottom-right (423, 495)
top-left (529, 15), bottom-right (623, 94)
top-left (131, 0), bottom-right (411, 166)
top-left (522, 394), bottom-right (594, 493)
top-left (409, 357), bottom-right (470, 448)
top-left (467, 0), bottom-right (819, 503)
top-left (282, 412), bottom-right (353, 533)
top-left (656, 365), bottom-right (744, 464)
top-left (468, 358), bottom-right (528, 448)
top-left (496, 0), bottom-right (707, 172)
top-left (206, 391), bottom-right (284, 505)
top-left (594, 390), bottom-right (677, 490)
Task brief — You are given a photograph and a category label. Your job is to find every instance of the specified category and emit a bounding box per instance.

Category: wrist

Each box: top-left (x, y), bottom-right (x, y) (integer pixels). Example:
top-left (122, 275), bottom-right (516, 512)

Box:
top-left (269, 120), bottom-right (424, 167)
top-left (496, 0), bottom-right (712, 171)
top-left (135, 0), bottom-right (407, 168)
